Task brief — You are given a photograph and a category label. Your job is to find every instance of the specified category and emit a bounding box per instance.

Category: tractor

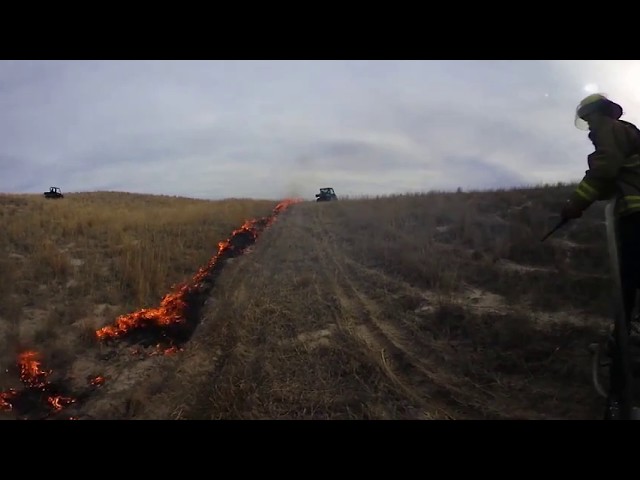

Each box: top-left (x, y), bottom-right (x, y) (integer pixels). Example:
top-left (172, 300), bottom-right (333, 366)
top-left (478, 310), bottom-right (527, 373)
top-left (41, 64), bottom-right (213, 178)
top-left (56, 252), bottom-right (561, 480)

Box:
top-left (315, 187), bottom-right (338, 202)
top-left (43, 187), bottom-right (64, 199)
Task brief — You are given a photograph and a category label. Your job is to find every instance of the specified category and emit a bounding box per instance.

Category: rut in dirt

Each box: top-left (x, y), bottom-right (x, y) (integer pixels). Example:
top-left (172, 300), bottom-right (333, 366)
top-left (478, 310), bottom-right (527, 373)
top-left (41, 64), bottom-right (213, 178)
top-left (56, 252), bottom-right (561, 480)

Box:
top-left (0, 198), bottom-right (301, 420)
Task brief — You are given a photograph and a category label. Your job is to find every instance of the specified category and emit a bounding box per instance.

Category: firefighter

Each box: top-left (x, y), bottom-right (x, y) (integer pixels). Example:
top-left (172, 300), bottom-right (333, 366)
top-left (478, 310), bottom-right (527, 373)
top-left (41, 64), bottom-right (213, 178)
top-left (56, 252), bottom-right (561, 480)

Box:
top-left (561, 93), bottom-right (640, 325)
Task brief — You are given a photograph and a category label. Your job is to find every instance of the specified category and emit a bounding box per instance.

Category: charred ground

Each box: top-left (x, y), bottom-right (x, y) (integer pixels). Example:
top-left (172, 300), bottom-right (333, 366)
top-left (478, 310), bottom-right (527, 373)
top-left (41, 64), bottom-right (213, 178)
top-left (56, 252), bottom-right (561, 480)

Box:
top-left (1, 185), bottom-right (614, 419)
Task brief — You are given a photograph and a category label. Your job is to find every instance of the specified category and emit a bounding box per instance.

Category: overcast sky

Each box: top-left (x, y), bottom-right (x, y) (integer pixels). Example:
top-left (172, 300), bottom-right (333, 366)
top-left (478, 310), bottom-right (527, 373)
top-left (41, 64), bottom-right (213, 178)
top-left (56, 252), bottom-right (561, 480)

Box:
top-left (2, 60), bottom-right (640, 200)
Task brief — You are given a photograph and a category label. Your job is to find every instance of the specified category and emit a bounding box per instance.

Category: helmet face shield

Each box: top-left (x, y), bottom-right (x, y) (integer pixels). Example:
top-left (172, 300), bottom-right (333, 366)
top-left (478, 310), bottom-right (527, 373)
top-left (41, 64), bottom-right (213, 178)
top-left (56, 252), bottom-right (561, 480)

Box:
top-left (574, 93), bottom-right (609, 130)
top-left (574, 113), bottom-right (590, 130)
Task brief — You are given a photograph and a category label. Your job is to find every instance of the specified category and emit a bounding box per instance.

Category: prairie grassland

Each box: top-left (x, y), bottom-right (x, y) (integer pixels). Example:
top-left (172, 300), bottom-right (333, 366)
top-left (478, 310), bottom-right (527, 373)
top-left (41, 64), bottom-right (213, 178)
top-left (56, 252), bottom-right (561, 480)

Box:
top-left (0, 184), bottom-right (616, 419)
top-left (0, 192), bottom-right (276, 389)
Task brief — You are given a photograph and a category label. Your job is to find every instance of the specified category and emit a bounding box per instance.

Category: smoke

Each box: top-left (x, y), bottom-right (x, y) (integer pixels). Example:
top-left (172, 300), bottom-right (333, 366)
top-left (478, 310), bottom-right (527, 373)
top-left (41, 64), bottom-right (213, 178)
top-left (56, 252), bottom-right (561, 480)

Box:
top-left (282, 154), bottom-right (323, 200)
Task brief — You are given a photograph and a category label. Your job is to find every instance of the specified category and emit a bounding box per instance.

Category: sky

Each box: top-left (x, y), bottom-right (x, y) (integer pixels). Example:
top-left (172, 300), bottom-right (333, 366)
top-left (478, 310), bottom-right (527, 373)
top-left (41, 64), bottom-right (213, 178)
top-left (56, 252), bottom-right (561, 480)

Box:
top-left (2, 60), bottom-right (640, 200)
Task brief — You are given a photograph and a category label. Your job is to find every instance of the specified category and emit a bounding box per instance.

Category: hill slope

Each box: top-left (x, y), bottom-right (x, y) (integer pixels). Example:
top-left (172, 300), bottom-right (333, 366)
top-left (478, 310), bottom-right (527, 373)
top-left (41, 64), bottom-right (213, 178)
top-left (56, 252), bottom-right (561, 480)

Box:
top-left (1, 186), bottom-right (615, 419)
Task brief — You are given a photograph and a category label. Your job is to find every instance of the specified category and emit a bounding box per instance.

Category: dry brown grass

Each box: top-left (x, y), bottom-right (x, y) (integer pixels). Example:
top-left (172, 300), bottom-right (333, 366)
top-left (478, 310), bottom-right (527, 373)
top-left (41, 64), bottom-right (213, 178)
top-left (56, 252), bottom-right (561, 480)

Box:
top-left (0, 191), bottom-right (276, 392)
top-left (1, 184), bottom-right (616, 419)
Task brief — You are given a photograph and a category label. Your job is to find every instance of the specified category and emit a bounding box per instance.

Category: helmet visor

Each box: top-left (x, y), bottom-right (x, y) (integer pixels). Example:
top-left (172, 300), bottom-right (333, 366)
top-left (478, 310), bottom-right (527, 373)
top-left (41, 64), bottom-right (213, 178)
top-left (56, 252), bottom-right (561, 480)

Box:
top-left (574, 113), bottom-right (589, 130)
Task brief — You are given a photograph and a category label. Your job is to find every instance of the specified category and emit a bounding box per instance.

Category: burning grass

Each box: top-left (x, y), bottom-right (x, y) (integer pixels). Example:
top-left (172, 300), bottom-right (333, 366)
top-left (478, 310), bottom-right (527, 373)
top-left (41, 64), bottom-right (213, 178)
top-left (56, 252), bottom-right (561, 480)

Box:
top-left (0, 193), bottom-right (276, 376)
top-left (95, 199), bottom-right (301, 350)
top-left (0, 351), bottom-right (104, 420)
top-left (2, 197), bottom-right (302, 419)
top-left (0, 192), bottom-right (298, 419)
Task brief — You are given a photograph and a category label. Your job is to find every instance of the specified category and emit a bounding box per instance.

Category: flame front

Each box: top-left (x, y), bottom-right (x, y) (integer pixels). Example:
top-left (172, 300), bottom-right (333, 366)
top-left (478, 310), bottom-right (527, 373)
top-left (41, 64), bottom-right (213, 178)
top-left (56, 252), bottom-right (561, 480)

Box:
top-left (95, 198), bottom-right (302, 347)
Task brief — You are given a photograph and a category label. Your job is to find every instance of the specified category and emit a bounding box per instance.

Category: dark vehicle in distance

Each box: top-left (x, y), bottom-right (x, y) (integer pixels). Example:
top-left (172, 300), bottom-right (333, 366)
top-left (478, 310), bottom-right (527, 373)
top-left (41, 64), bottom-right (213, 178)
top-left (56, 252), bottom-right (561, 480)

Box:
top-left (316, 187), bottom-right (338, 202)
top-left (44, 187), bottom-right (64, 199)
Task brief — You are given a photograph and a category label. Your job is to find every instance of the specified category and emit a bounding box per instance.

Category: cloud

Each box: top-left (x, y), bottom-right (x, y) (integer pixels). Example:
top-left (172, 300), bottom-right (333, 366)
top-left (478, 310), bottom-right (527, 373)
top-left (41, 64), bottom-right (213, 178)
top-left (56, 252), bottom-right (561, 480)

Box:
top-left (1, 60), bottom-right (639, 199)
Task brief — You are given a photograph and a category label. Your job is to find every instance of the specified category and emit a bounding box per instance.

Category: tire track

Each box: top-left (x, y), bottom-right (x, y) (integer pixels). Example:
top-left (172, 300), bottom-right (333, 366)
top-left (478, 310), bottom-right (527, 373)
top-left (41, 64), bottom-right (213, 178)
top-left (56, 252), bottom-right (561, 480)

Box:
top-left (315, 204), bottom-right (601, 419)
top-left (312, 205), bottom-right (481, 419)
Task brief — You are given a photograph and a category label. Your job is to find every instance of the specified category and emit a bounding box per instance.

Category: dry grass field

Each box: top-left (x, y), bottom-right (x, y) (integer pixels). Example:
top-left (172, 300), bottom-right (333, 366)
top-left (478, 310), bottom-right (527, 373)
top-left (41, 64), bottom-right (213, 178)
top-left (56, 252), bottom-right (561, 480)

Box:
top-left (0, 192), bottom-right (276, 415)
top-left (0, 184), bottom-right (616, 419)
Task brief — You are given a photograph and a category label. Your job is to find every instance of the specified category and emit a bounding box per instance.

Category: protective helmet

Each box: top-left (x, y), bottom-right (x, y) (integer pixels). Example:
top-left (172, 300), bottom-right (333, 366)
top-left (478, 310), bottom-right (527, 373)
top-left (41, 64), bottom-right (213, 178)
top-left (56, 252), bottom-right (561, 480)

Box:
top-left (574, 93), bottom-right (623, 130)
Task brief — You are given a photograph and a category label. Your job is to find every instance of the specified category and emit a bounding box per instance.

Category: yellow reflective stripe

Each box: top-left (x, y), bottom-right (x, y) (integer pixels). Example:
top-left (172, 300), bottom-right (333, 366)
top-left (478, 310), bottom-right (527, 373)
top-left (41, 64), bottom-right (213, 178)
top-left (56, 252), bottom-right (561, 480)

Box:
top-left (623, 154), bottom-right (640, 168)
top-left (574, 188), bottom-right (591, 201)
top-left (619, 204), bottom-right (640, 215)
top-left (619, 196), bottom-right (640, 215)
top-left (575, 181), bottom-right (599, 201)
top-left (580, 181), bottom-right (599, 197)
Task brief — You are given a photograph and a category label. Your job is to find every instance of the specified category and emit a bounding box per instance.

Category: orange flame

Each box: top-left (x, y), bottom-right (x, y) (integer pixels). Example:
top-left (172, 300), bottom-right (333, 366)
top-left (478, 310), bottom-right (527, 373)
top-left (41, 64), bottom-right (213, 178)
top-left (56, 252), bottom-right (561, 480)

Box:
top-left (95, 198), bottom-right (302, 345)
top-left (161, 346), bottom-right (182, 356)
top-left (0, 390), bottom-right (17, 411)
top-left (47, 395), bottom-right (75, 411)
top-left (1, 350), bottom-right (78, 417)
top-left (18, 351), bottom-right (51, 389)
top-left (88, 375), bottom-right (106, 387)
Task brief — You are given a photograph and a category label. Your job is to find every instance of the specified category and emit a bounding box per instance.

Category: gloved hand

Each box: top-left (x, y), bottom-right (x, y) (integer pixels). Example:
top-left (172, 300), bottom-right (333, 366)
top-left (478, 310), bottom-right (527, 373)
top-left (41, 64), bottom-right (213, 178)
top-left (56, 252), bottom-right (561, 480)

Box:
top-left (561, 200), bottom-right (583, 220)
